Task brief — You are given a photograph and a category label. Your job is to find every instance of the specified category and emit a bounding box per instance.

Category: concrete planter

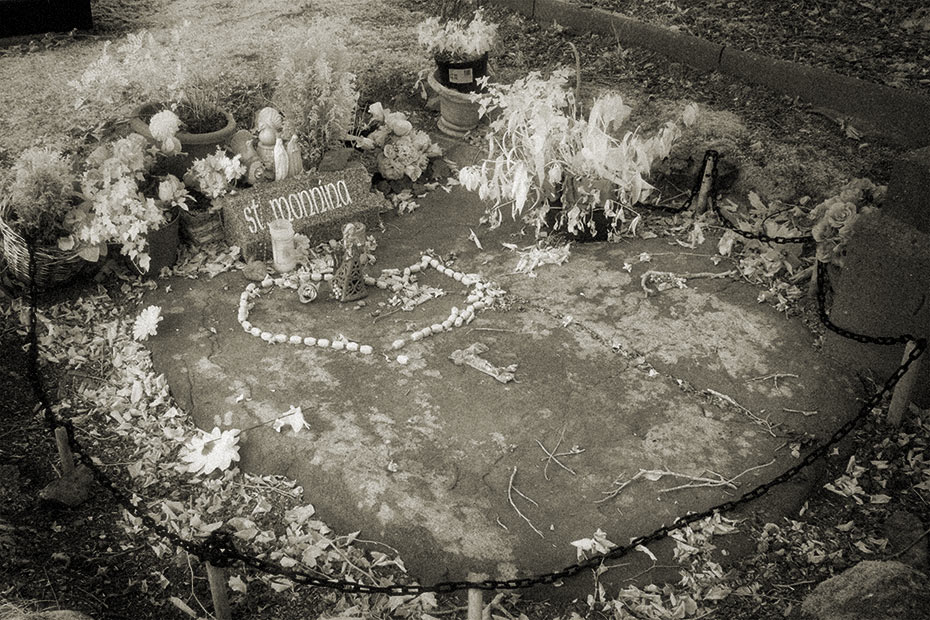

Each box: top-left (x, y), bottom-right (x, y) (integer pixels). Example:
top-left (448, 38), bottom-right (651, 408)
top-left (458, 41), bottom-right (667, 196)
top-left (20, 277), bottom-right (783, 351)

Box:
top-left (130, 103), bottom-right (237, 177)
top-left (427, 71), bottom-right (481, 137)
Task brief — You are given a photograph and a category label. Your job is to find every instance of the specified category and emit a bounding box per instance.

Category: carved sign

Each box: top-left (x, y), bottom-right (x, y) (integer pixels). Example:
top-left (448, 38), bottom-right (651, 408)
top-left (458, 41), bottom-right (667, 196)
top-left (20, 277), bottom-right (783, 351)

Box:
top-left (218, 164), bottom-right (384, 261)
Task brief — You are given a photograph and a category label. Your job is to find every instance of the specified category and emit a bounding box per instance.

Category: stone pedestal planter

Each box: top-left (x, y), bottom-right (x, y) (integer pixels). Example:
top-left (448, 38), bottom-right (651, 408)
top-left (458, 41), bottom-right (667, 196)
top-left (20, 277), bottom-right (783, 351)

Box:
top-left (427, 71), bottom-right (481, 138)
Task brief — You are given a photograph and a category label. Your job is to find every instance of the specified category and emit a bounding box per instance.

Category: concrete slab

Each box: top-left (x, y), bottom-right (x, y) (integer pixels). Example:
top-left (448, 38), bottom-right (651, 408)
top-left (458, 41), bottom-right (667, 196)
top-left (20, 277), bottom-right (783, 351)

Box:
top-left (144, 169), bottom-right (862, 595)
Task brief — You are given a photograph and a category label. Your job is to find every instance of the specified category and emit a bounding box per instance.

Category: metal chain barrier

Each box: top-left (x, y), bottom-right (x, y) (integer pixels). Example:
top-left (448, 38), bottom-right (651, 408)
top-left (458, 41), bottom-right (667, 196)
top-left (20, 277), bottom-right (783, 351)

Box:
top-left (22, 232), bottom-right (928, 595)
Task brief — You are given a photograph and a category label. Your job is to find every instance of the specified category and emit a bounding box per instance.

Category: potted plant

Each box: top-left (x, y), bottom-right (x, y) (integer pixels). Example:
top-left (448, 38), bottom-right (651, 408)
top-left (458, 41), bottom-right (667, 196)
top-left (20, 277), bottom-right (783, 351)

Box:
top-left (180, 147), bottom-right (246, 245)
top-left (0, 147), bottom-right (85, 288)
top-left (69, 27), bottom-right (237, 177)
top-left (458, 67), bottom-right (698, 239)
top-left (270, 24), bottom-right (359, 167)
top-left (417, 5), bottom-right (498, 93)
top-left (71, 127), bottom-right (187, 275)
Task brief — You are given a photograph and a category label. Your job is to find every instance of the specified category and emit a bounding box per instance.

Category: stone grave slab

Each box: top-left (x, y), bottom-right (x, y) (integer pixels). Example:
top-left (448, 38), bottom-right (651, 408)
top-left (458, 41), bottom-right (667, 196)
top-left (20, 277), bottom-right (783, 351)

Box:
top-left (218, 164), bottom-right (385, 261)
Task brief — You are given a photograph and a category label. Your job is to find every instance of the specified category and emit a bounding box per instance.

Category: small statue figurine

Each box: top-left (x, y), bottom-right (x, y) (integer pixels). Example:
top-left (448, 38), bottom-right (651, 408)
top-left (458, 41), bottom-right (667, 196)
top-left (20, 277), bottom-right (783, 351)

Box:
top-left (330, 222), bottom-right (368, 303)
top-left (254, 107), bottom-right (284, 173)
top-left (286, 135), bottom-right (303, 177)
top-left (273, 137), bottom-right (289, 182)
top-left (227, 129), bottom-right (266, 185)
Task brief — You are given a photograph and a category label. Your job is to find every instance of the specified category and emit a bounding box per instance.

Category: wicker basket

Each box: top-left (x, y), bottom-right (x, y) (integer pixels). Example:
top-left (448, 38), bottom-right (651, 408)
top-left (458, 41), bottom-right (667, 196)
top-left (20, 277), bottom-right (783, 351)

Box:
top-left (180, 208), bottom-right (226, 246)
top-left (0, 200), bottom-right (86, 289)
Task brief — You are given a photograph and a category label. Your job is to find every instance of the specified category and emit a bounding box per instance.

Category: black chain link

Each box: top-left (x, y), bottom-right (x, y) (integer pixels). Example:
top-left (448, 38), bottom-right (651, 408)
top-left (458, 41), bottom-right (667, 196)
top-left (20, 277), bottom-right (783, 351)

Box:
top-left (815, 260), bottom-right (917, 346)
top-left (22, 239), bottom-right (927, 596)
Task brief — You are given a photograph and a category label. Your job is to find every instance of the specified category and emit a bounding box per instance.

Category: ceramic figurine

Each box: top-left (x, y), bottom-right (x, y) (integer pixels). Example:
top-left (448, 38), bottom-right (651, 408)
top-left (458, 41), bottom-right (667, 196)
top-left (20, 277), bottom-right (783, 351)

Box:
top-left (227, 129), bottom-right (266, 185)
top-left (273, 137), bottom-right (289, 182)
top-left (331, 222), bottom-right (368, 302)
top-left (286, 135), bottom-right (303, 177)
top-left (254, 107), bottom-right (284, 172)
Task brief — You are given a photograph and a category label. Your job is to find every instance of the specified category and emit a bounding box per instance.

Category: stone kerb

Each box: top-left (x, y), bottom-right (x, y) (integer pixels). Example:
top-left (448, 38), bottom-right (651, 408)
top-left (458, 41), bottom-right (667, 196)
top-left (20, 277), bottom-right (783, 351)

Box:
top-left (217, 163), bottom-right (384, 261)
top-left (882, 147), bottom-right (930, 235)
top-left (487, 0), bottom-right (930, 147)
top-left (822, 209), bottom-right (930, 407)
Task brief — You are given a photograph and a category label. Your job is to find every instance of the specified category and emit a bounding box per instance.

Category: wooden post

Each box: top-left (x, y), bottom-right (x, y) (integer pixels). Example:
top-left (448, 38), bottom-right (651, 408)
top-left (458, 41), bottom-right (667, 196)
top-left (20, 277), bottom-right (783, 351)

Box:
top-left (467, 572), bottom-right (485, 620)
top-left (694, 152), bottom-right (717, 214)
top-left (206, 562), bottom-right (232, 620)
top-left (888, 340), bottom-right (923, 427)
top-left (54, 427), bottom-right (75, 476)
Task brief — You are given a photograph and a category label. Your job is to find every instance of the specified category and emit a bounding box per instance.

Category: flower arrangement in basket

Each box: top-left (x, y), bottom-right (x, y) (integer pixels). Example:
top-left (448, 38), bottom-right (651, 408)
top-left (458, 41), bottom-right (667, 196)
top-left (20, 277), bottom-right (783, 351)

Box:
top-left (180, 147), bottom-right (246, 245)
top-left (417, 5), bottom-right (498, 92)
top-left (351, 103), bottom-right (443, 183)
top-left (0, 147), bottom-right (85, 288)
top-left (809, 177), bottom-right (884, 267)
top-left (458, 67), bottom-right (698, 238)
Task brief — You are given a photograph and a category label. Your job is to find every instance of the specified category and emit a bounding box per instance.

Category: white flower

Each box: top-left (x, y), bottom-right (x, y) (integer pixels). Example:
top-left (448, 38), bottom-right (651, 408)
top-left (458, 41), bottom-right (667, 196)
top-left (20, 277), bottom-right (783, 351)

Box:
top-left (180, 427), bottom-right (241, 475)
top-left (273, 406), bottom-right (308, 434)
top-left (132, 305), bottom-right (163, 341)
top-left (157, 174), bottom-right (190, 209)
top-left (148, 110), bottom-right (181, 143)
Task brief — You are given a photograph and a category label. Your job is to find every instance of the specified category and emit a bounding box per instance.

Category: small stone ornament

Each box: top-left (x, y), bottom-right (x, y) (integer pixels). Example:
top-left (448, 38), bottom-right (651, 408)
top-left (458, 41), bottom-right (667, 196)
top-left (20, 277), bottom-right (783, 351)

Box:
top-left (297, 280), bottom-right (319, 303)
top-left (331, 222), bottom-right (369, 303)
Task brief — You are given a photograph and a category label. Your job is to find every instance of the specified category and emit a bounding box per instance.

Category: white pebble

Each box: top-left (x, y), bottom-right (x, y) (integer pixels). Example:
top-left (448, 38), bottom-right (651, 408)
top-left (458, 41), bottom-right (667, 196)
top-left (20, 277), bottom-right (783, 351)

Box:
top-left (410, 263), bottom-right (422, 273)
top-left (331, 340), bottom-right (345, 350)
top-left (429, 258), bottom-right (440, 269)
top-left (317, 338), bottom-right (330, 348)
top-left (303, 337), bottom-right (317, 346)
top-left (454, 317), bottom-right (464, 328)
top-left (403, 267), bottom-right (411, 277)
top-left (311, 272), bottom-right (323, 282)
top-left (461, 276), bottom-right (475, 286)
top-left (323, 273), bottom-right (333, 281)
top-left (274, 333), bottom-right (288, 344)
top-left (453, 272), bottom-right (463, 282)
top-left (420, 255), bottom-right (431, 266)
top-left (359, 345), bottom-right (373, 355)
top-left (242, 321), bottom-right (252, 331)
top-left (364, 276), bottom-right (377, 285)
top-left (246, 283), bottom-right (257, 292)
top-left (396, 355), bottom-right (409, 365)
top-left (346, 342), bottom-right (359, 352)
top-left (289, 335), bottom-right (303, 345)
top-left (377, 280), bottom-right (388, 289)
top-left (430, 323), bottom-right (444, 334)
top-left (392, 339), bottom-right (406, 350)
top-left (411, 331), bottom-right (423, 342)
top-left (473, 301), bottom-right (486, 310)
top-left (442, 319), bottom-right (453, 329)
top-left (260, 331), bottom-right (274, 341)
top-left (250, 327), bottom-right (262, 337)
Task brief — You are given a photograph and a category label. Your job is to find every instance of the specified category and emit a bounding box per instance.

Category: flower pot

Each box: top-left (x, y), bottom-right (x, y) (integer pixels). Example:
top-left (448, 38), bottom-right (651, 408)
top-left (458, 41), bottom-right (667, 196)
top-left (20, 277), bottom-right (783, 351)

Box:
top-left (130, 103), bottom-right (237, 178)
top-left (427, 71), bottom-right (481, 138)
top-left (180, 208), bottom-right (225, 246)
top-left (544, 204), bottom-right (612, 242)
top-left (434, 52), bottom-right (488, 93)
top-left (142, 210), bottom-right (180, 276)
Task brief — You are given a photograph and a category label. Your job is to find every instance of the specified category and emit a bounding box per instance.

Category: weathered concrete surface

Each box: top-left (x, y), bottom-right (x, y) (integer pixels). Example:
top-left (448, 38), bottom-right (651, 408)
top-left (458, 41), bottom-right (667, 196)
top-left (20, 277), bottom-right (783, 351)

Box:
top-left (823, 210), bottom-right (930, 407)
top-left (145, 154), bottom-right (862, 596)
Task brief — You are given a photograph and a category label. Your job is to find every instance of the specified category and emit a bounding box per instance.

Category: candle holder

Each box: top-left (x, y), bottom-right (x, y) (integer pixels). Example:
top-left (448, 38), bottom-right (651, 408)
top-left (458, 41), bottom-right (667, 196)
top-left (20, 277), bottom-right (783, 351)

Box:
top-left (268, 219), bottom-right (297, 273)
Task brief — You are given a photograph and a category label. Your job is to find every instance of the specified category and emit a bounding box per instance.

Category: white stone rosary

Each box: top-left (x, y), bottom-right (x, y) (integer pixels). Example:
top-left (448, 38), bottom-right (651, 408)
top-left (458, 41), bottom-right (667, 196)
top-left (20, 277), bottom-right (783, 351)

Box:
top-left (237, 253), bottom-right (499, 364)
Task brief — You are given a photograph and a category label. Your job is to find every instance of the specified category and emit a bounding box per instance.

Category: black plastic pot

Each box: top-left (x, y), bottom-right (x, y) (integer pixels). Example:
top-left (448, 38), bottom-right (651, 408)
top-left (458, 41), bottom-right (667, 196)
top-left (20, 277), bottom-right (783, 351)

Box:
top-left (434, 52), bottom-right (489, 93)
top-left (544, 205), bottom-right (612, 242)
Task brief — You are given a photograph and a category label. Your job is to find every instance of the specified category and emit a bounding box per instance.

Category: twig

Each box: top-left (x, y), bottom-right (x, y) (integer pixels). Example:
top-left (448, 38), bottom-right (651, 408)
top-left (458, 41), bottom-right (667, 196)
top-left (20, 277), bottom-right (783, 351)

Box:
top-left (595, 471), bottom-right (642, 503)
top-left (748, 373), bottom-right (798, 390)
top-left (888, 526), bottom-right (930, 560)
top-left (537, 425), bottom-right (576, 480)
top-left (372, 308), bottom-right (402, 323)
top-left (783, 407), bottom-right (818, 417)
top-left (507, 467), bottom-right (543, 538)
top-left (704, 388), bottom-right (778, 437)
top-left (657, 459), bottom-right (775, 493)
top-left (466, 327), bottom-right (515, 333)
top-left (641, 270), bottom-right (736, 296)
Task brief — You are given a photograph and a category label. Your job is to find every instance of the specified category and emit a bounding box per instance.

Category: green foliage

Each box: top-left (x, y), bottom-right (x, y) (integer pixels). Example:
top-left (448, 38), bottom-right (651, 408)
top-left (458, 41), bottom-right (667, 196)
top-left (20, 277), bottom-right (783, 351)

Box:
top-left (5, 147), bottom-right (78, 245)
top-left (271, 24), bottom-right (359, 166)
